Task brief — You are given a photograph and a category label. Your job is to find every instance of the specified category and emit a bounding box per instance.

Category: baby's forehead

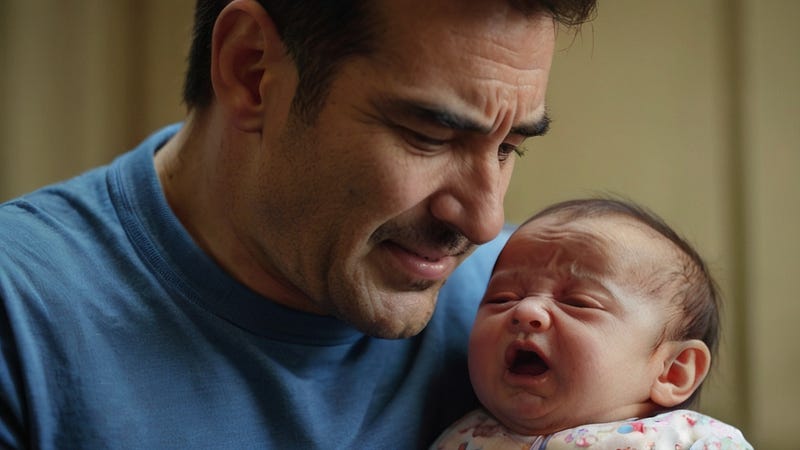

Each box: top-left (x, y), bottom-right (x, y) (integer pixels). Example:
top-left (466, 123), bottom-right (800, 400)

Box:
top-left (516, 212), bottom-right (650, 247)
top-left (509, 213), bottom-right (682, 287)
top-left (511, 219), bottom-right (611, 264)
top-left (519, 212), bottom-right (667, 247)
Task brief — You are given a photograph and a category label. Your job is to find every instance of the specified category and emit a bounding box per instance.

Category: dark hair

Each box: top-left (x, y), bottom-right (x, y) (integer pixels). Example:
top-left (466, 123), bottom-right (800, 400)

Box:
top-left (525, 198), bottom-right (721, 409)
top-left (182, 0), bottom-right (597, 123)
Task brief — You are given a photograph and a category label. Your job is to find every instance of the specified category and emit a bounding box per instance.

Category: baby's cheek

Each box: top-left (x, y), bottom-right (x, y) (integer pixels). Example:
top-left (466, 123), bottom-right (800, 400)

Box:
top-left (468, 324), bottom-right (503, 387)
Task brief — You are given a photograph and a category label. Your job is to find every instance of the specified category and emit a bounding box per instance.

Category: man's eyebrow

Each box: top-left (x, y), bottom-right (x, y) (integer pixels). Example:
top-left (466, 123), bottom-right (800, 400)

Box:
top-left (379, 98), bottom-right (551, 137)
top-left (511, 114), bottom-right (550, 138)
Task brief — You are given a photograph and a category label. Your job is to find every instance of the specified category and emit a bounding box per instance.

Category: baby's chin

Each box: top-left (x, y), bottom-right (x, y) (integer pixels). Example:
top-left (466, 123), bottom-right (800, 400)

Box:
top-left (483, 402), bottom-right (567, 436)
top-left (491, 401), bottom-right (662, 436)
top-left (496, 414), bottom-right (571, 436)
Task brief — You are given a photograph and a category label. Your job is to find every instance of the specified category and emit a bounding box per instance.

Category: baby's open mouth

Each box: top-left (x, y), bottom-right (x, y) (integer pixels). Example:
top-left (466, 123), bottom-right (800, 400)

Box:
top-left (509, 349), bottom-right (549, 376)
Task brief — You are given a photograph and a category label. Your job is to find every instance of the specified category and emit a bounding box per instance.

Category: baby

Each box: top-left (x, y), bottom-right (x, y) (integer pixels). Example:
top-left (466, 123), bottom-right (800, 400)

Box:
top-left (432, 198), bottom-right (752, 449)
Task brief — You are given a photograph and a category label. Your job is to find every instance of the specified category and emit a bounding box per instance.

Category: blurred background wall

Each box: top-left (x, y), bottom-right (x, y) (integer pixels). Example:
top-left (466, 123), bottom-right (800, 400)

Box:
top-left (0, 1), bottom-right (797, 448)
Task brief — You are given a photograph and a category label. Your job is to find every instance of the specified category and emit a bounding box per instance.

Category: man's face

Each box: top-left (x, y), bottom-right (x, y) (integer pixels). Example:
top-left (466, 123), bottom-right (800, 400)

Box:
top-left (468, 214), bottom-right (679, 434)
top-left (247, 0), bottom-right (556, 338)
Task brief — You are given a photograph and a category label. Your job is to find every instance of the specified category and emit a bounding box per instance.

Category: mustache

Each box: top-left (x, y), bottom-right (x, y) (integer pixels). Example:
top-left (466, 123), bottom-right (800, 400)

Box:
top-left (371, 218), bottom-right (473, 257)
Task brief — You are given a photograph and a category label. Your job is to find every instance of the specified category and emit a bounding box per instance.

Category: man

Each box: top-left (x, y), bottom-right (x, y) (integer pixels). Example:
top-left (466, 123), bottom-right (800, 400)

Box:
top-left (0, 0), bottom-right (595, 448)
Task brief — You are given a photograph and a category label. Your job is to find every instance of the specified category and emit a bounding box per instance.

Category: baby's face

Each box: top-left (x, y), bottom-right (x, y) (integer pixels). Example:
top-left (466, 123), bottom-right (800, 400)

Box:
top-left (468, 213), bottom-right (679, 435)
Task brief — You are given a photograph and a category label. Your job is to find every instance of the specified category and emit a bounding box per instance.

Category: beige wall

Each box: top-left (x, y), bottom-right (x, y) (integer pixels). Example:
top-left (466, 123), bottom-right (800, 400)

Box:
top-left (1, 1), bottom-right (797, 448)
top-left (0, 1), bottom-right (191, 197)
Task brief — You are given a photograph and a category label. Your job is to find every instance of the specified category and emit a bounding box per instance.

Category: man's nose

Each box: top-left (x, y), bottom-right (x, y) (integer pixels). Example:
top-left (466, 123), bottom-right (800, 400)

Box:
top-left (428, 151), bottom-right (510, 245)
top-left (510, 297), bottom-right (552, 332)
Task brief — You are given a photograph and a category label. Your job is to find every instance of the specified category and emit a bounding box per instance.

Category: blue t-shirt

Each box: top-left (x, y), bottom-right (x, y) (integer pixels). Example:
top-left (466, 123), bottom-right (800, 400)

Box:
top-left (0, 125), bottom-right (511, 449)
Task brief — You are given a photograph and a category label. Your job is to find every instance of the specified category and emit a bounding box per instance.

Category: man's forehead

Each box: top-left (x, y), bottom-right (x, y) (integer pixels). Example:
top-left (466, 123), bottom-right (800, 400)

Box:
top-left (373, 0), bottom-right (556, 72)
top-left (344, 0), bottom-right (556, 148)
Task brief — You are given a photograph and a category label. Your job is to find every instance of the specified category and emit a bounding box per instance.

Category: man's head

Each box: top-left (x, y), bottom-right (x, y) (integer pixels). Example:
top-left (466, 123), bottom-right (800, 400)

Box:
top-left (164, 0), bottom-right (596, 340)
top-left (183, 0), bottom-right (596, 122)
top-left (468, 198), bottom-right (720, 434)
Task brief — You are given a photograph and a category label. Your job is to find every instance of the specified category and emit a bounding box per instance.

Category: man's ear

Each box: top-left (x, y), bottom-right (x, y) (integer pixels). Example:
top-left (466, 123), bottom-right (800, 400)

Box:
top-left (650, 339), bottom-right (711, 407)
top-left (210, 0), bottom-right (289, 131)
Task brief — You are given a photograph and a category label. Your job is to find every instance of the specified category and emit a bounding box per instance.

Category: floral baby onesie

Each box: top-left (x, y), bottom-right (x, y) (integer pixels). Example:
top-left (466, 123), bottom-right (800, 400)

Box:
top-left (430, 409), bottom-right (753, 450)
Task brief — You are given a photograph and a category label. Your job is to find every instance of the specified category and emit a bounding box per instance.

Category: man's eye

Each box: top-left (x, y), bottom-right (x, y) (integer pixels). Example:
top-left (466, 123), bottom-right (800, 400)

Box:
top-left (402, 128), bottom-right (449, 151)
top-left (499, 143), bottom-right (526, 161)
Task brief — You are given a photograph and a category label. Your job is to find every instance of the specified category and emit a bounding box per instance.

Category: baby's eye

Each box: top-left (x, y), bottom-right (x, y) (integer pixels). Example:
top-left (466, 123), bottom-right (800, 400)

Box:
top-left (483, 293), bottom-right (518, 305)
top-left (559, 296), bottom-right (602, 309)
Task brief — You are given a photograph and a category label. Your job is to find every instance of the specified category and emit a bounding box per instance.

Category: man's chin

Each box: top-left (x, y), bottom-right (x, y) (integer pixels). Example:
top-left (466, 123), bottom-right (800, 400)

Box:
top-left (350, 293), bottom-right (439, 339)
top-left (366, 318), bottom-right (431, 339)
top-left (406, 278), bottom-right (438, 292)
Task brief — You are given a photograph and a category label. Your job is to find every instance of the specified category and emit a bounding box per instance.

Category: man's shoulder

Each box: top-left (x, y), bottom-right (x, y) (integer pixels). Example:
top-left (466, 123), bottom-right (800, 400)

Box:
top-left (0, 166), bottom-right (128, 307)
top-left (0, 166), bottom-right (113, 247)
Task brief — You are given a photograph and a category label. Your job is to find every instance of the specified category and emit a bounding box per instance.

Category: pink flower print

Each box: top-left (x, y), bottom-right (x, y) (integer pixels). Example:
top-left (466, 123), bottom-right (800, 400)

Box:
top-left (564, 428), bottom-right (598, 447)
top-left (617, 421), bottom-right (645, 434)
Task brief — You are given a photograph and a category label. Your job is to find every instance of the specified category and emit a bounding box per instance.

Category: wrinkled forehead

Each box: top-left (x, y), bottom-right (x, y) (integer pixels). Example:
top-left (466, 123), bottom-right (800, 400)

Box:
top-left (506, 213), bottom-right (682, 290)
top-left (376, 0), bottom-right (556, 73)
top-left (504, 215), bottom-right (618, 278)
top-left (370, 0), bottom-right (556, 121)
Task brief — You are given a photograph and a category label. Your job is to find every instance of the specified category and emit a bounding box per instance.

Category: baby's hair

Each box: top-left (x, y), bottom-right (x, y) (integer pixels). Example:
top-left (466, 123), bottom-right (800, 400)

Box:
top-left (523, 198), bottom-right (721, 408)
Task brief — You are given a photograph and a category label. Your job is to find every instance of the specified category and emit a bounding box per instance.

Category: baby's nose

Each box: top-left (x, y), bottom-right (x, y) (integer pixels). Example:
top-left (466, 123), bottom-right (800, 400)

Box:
top-left (510, 297), bottom-right (552, 332)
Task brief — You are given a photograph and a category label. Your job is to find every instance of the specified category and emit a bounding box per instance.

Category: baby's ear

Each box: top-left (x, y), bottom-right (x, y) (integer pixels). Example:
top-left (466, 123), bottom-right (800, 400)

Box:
top-left (650, 340), bottom-right (711, 407)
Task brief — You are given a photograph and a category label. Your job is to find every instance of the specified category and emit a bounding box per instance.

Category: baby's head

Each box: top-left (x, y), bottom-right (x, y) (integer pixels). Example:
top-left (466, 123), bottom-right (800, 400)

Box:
top-left (469, 198), bottom-right (720, 435)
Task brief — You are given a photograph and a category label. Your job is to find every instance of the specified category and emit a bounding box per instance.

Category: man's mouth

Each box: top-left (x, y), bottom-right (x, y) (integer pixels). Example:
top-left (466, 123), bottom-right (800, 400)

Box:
top-left (369, 219), bottom-right (474, 284)
top-left (380, 241), bottom-right (457, 283)
top-left (508, 348), bottom-right (549, 376)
